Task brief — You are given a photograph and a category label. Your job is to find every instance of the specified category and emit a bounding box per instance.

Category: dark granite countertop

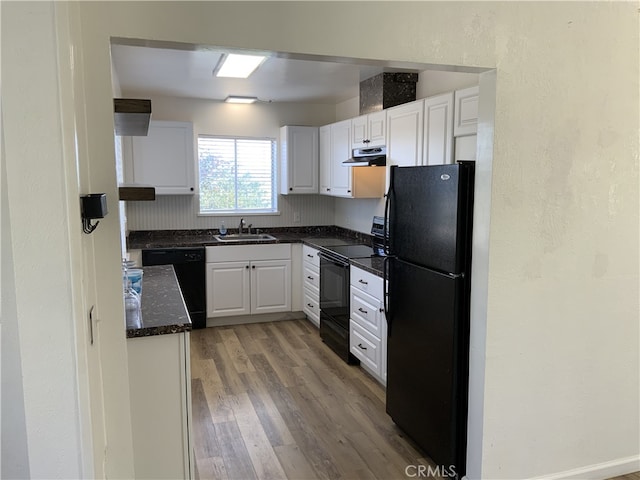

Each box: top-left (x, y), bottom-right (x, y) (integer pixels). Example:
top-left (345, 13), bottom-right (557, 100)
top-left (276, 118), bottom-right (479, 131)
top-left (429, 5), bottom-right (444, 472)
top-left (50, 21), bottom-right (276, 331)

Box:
top-left (127, 227), bottom-right (385, 278)
top-left (350, 256), bottom-right (385, 277)
top-left (126, 265), bottom-right (192, 338)
top-left (127, 226), bottom-right (373, 250)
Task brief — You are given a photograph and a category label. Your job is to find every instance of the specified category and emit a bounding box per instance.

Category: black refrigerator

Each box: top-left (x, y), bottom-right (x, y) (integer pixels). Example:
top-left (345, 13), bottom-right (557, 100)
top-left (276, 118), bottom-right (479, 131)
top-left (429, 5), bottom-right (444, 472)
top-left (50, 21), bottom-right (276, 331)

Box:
top-left (384, 162), bottom-right (474, 478)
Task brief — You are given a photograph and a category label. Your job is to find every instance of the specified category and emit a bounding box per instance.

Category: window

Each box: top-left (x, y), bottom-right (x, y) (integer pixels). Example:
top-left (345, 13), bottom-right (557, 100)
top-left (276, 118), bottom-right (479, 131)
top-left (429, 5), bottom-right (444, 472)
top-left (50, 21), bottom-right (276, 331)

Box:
top-left (198, 135), bottom-right (277, 214)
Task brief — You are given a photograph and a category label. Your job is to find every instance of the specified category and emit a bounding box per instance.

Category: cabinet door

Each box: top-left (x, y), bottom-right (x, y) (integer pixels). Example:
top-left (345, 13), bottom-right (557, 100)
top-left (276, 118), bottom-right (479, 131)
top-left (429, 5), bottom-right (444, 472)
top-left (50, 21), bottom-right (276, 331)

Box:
top-left (423, 92), bottom-right (454, 166)
top-left (251, 260), bottom-right (291, 314)
top-left (351, 115), bottom-right (368, 149)
top-left (367, 110), bottom-right (387, 147)
top-left (330, 119), bottom-right (353, 197)
top-left (319, 125), bottom-right (332, 195)
top-left (280, 126), bottom-right (318, 194)
top-left (386, 100), bottom-right (424, 191)
top-left (206, 262), bottom-right (250, 317)
top-left (129, 120), bottom-right (195, 195)
top-left (351, 111), bottom-right (386, 150)
top-left (127, 332), bottom-right (192, 479)
top-left (454, 85), bottom-right (479, 136)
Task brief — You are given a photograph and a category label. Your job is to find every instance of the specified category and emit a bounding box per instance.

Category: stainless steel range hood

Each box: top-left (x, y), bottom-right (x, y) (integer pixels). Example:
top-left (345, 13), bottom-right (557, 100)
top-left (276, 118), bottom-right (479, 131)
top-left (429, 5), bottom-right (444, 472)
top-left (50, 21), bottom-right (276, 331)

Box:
top-left (343, 146), bottom-right (387, 167)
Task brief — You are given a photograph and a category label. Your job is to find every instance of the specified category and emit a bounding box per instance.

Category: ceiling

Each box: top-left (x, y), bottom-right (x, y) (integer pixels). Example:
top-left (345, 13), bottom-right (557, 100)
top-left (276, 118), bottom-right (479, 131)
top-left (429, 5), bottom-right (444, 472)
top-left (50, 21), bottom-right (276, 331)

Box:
top-left (110, 44), bottom-right (425, 104)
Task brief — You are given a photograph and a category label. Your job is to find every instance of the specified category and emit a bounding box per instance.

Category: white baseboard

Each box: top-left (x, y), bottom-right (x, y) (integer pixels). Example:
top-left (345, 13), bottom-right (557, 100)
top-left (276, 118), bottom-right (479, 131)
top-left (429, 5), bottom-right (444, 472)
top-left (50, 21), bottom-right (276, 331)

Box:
top-left (529, 455), bottom-right (640, 480)
top-left (206, 311), bottom-right (305, 327)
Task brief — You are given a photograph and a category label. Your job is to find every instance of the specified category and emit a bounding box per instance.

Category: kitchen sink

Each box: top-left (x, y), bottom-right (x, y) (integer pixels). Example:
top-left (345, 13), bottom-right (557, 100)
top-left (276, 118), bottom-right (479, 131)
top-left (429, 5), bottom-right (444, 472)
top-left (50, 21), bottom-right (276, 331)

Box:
top-left (214, 233), bottom-right (277, 243)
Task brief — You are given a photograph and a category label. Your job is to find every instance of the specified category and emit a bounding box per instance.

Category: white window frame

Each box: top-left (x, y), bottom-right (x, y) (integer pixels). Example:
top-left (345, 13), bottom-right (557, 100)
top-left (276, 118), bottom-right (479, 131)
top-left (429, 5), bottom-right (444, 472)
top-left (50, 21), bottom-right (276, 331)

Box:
top-left (197, 135), bottom-right (279, 216)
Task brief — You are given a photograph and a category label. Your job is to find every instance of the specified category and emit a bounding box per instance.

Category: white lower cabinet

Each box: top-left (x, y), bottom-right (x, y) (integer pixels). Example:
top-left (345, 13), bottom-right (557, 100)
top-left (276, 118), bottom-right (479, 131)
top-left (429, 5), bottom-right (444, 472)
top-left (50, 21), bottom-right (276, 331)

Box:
top-left (349, 266), bottom-right (386, 385)
top-left (302, 245), bottom-right (320, 327)
top-left (127, 332), bottom-right (193, 479)
top-left (206, 245), bottom-right (291, 320)
top-left (251, 260), bottom-right (292, 314)
top-left (206, 261), bottom-right (251, 317)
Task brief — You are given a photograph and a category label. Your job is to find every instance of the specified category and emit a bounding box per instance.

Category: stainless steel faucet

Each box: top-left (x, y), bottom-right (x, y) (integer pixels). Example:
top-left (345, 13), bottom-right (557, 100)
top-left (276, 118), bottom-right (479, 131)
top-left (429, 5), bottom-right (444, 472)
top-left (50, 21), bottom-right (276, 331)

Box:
top-left (238, 218), bottom-right (245, 235)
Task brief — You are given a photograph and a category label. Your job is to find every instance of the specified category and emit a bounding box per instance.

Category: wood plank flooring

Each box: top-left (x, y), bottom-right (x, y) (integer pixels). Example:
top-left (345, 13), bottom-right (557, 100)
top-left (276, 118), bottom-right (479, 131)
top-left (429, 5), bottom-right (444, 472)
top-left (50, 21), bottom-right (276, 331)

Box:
top-left (191, 318), bottom-right (640, 480)
top-left (191, 318), bottom-right (435, 480)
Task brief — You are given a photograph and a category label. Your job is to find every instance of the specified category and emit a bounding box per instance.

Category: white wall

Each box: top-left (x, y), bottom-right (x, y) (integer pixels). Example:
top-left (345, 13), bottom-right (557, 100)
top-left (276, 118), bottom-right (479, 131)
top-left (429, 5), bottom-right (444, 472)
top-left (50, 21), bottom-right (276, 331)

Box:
top-left (3, 2), bottom-right (636, 479)
top-left (2, 3), bottom-right (86, 477)
top-left (124, 95), bottom-right (337, 231)
top-left (73, 2), bottom-right (640, 478)
top-left (418, 69), bottom-right (479, 98)
top-left (1, 100), bottom-right (31, 479)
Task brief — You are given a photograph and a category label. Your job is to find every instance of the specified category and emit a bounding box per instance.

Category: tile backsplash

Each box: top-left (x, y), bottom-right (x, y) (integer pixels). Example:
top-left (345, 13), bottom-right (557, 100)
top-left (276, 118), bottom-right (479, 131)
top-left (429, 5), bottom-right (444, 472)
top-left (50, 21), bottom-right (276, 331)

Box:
top-left (126, 193), bottom-right (336, 231)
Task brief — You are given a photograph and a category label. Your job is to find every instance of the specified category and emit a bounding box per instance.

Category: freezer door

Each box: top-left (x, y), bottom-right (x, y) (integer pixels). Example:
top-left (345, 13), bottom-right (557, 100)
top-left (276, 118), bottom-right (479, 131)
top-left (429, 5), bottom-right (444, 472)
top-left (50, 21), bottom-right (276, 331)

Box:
top-left (387, 164), bottom-right (473, 274)
top-left (385, 257), bottom-right (468, 475)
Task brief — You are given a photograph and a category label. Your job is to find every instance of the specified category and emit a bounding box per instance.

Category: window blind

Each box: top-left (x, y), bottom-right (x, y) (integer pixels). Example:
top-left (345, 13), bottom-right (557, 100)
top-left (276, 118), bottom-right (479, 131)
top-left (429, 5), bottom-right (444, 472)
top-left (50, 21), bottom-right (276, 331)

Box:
top-left (198, 136), bottom-right (277, 213)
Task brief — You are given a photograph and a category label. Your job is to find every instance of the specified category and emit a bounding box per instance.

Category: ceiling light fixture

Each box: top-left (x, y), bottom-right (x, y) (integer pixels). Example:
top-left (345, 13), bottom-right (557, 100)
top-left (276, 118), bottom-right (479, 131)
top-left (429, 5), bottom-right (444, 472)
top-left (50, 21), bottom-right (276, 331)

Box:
top-left (215, 54), bottom-right (266, 78)
top-left (224, 95), bottom-right (258, 104)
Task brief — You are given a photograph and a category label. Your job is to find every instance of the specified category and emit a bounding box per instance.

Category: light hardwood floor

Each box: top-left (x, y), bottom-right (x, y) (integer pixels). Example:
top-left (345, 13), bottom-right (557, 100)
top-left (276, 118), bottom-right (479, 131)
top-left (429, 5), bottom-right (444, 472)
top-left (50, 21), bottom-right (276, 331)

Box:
top-left (191, 318), bottom-right (436, 480)
top-left (190, 318), bottom-right (640, 480)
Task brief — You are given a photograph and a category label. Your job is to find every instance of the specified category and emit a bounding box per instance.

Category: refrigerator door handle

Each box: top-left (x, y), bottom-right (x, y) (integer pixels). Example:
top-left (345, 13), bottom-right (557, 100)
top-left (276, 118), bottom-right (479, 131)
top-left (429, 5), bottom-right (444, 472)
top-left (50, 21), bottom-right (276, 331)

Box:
top-left (383, 178), bottom-right (394, 256)
top-left (383, 255), bottom-right (392, 336)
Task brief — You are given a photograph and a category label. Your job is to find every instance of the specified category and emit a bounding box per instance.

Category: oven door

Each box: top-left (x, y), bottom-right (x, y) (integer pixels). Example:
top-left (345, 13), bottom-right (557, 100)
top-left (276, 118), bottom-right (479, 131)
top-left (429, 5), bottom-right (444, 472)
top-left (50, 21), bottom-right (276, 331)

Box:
top-left (319, 253), bottom-right (349, 326)
top-left (318, 252), bottom-right (358, 364)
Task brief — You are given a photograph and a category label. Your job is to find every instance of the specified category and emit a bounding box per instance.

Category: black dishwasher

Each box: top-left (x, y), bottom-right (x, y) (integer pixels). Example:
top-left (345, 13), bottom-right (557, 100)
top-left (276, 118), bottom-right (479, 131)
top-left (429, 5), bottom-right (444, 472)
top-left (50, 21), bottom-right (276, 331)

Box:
top-left (142, 247), bottom-right (206, 329)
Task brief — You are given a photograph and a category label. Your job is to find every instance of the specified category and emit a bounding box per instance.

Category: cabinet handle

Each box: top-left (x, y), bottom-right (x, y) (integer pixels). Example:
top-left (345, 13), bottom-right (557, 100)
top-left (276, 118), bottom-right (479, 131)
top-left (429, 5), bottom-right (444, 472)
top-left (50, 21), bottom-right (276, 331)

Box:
top-left (358, 279), bottom-right (368, 285)
top-left (245, 265), bottom-right (249, 269)
top-left (326, 188), bottom-right (331, 192)
top-left (307, 275), bottom-right (314, 280)
top-left (252, 265), bottom-right (255, 269)
top-left (289, 187), bottom-right (293, 191)
top-left (358, 307), bottom-right (368, 314)
top-left (379, 307), bottom-right (384, 313)
top-left (358, 343), bottom-right (367, 350)
top-left (347, 190), bottom-right (351, 193)
top-left (307, 303), bottom-right (314, 308)
top-left (307, 254), bottom-right (314, 258)
top-left (190, 187), bottom-right (194, 191)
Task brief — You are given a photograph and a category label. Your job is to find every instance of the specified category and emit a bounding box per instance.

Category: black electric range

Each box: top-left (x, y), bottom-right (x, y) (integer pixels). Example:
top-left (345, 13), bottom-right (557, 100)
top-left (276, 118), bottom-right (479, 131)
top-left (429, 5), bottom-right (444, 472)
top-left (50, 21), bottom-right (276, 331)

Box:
top-left (318, 244), bottom-right (375, 262)
top-left (317, 243), bottom-right (380, 364)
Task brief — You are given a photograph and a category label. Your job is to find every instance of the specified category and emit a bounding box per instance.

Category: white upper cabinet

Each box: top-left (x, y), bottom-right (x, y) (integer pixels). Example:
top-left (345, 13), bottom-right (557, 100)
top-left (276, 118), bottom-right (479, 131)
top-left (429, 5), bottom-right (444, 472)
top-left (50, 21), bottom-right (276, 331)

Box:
top-left (330, 119), bottom-right (353, 197)
top-left (319, 119), bottom-right (385, 199)
top-left (351, 110), bottom-right (387, 149)
top-left (386, 100), bottom-right (424, 169)
top-left (319, 125), bottom-right (331, 194)
top-left (454, 85), bottom-right (479, 136)
top-left (423, 92), bottom-right (454, 166)
top-left (280, 126), bottom-right (319, 195)
top-left (124, 120), bottom-right (196, 195)
top-left (385, 99), bottom-right (424, 191)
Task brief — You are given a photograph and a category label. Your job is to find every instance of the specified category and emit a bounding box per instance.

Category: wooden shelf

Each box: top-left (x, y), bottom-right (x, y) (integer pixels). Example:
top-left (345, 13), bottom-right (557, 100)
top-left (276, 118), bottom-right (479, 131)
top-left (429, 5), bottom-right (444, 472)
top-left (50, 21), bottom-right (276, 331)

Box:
top-left (119, 186), bottom-right (156, 201)
top-left (114, 99), bottom-right (151, 136)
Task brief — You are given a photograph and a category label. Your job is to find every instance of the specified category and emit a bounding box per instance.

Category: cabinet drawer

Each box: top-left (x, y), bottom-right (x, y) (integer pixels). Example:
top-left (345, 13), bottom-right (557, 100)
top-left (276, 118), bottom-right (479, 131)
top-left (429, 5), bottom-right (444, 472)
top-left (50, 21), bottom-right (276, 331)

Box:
top-left (350, 321), bottom-right (381, 375)
top-left (350, 266), bottom-right (383, 297)
top-left (303, 263), bottom-right (320, 292)
top-left (303, 287), bottom-right (320, 327)
top-left (302, 245), bottom-right (320, 267)
top-left (350, 288), bottom-right (383, 338)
